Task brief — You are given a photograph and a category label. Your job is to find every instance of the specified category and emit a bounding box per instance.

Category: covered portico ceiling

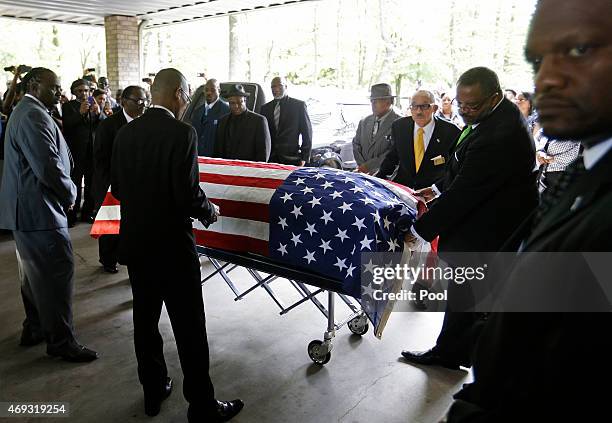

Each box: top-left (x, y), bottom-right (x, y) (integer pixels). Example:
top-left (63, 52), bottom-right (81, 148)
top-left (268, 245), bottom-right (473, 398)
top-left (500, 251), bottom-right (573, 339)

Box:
top-left (0, 0), bottom-right (318, 27)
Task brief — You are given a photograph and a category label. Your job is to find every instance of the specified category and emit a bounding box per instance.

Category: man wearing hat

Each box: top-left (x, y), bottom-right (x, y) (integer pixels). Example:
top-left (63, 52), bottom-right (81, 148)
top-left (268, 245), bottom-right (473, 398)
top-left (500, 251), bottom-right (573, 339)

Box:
top-left (213, 84), bottom-right (271, 162)
top-left (352, 83), bottom-right (401, 175)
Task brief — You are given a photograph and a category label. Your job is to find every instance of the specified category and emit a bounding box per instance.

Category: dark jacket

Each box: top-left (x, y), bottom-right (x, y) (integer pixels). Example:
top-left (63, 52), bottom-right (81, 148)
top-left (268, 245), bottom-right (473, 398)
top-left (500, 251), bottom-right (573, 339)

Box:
top-left (413, 98), bottom-right (539, 253)
top-left (213, 110), bottom-right (271, 162)
top-left (93, 109), bottom-right (127, 209)
top-left (191, 99), bottom-right (230, 156)
top-left (378, 116), bottom-right (461, 189)
top-left (260, 96), bottom-right (312, 165)
top-left (62, 99), bottom-right (99, 165)
top-left (111, 107), bottom-right (216, 263)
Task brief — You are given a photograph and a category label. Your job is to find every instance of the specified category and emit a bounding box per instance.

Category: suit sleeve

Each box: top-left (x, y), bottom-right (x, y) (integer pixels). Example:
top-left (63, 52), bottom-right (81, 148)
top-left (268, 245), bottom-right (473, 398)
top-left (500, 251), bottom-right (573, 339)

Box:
top-left (352, 119), bottom-right (366, 165)
top-left (299, 101), bottom-right (313, 162)
top-left (413, 125), bottom-right (522, 242)
top-left (110, 126), bottom-right (124, 201)
top-left (180, 127), bottom-right (215, 220)
top-left (376, 124), bottom-right (399, 179)
top-left (257, 115), bottom-right (272, 162)
top-left (20, 111), bottom-right (76, 208)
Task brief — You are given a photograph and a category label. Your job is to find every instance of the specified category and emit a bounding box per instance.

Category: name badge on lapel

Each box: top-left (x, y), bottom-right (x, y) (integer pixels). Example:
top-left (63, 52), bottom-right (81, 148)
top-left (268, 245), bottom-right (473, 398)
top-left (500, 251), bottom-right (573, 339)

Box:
top-left (431, 155), bottom-right (445, 166)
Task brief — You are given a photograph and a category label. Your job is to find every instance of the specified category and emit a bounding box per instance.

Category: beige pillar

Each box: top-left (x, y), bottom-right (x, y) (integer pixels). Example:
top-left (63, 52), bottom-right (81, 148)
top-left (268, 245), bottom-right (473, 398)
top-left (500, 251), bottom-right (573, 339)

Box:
top-left (104, 15), bottom-right (140, 92)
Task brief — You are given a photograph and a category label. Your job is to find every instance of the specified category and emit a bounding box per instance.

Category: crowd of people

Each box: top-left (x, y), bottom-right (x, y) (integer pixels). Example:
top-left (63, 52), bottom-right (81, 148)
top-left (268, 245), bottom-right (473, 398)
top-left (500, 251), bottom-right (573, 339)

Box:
top-left (0, 0), bottom-right (611, 421)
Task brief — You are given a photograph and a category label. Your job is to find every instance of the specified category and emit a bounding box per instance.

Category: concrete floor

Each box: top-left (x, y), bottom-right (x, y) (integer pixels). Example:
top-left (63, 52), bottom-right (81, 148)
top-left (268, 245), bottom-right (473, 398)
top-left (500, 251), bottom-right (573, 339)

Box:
top-left (0, 224), bottom-right (470, 423)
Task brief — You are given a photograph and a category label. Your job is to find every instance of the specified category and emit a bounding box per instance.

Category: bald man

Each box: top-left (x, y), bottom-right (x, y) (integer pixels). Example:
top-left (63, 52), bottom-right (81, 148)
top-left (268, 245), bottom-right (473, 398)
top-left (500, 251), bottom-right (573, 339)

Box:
top-left (111, 68), bottom-right (243, 422)
top-left (190, 79), bottom-right (230, 156)
top-left (260, 76), bottom-right (312, 165)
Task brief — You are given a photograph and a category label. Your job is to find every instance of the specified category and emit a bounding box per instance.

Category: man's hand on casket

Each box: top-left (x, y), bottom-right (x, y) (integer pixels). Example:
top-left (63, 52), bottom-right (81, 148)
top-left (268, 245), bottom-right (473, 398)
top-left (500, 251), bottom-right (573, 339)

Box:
top-left (414, 186), bottom-right (436, 203)
top-left (199, 202), bottom-right (220, 228)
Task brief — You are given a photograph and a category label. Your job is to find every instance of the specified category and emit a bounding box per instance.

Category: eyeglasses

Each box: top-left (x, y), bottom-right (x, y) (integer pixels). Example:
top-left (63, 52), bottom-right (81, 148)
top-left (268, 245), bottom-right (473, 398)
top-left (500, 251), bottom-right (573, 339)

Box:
top-left (452, 92), bottom-right (498, 112)
top-left (409, 103), bottom-right (435, 111)
top-left (125, 97), bottom-right (149, 107)
top-left (179, 88), bottom-right (192, 104)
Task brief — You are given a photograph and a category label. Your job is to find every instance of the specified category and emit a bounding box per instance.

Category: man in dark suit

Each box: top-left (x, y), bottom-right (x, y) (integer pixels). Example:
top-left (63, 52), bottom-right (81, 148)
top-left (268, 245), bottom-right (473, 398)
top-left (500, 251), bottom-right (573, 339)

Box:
top-left (92, 85), bottom-right (147, 274)
top-left (189, 78), bottom-right (230, 156)
top-left (444, 1), bottom-right (612, 420)
top-left (62, 78), bottom-right (101, 225)
top-left (0, 68), bottom-right (98, 362)
top-left (214, 84), bottom-right (271, 162)
top-left (378, 90), bottom-right (461, 189)
top-left (111, 68), bottom-right (243, 422)
top-left (260, 76), bottom-right (312, 165)
top-left (400, 67), bottom-right (538, 369)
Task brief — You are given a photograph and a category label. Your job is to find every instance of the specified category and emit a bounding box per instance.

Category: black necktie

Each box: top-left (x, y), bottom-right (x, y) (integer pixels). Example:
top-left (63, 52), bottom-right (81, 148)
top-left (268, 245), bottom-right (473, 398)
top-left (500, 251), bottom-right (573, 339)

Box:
top-left (532, 156), bottom-right (586, 230)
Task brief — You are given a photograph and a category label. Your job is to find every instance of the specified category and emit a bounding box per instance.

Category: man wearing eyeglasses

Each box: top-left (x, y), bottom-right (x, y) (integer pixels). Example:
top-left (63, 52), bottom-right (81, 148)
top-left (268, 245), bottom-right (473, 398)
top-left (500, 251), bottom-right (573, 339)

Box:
top-left (92, 85), bottom-right (148, 274)
top-left (378, 89), bottom-right (461, 189)
top-left (400, 67), bottom-right (538, 370)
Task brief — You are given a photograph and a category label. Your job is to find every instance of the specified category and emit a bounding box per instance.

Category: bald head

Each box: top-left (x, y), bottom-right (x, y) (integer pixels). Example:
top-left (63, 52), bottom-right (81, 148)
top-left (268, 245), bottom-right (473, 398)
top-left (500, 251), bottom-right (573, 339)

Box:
top-left (204, 78), bottom-right (220, 104)
top-left (150, 68), bottom-right (190, 119)
top-left (271, 76), bottom-right (288, 100)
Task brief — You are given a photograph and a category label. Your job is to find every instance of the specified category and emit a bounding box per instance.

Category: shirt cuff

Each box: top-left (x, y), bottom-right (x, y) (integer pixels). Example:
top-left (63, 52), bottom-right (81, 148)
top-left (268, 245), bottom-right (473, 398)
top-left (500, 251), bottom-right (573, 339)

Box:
top-left (431, 184), bottom-right (441, 197)
top-left (410, 225), bottom-right (428, 244)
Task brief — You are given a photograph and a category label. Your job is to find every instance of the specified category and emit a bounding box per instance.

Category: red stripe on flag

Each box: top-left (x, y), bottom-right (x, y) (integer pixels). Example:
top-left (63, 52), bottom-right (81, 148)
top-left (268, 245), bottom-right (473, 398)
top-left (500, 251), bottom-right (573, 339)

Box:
top-left (102, 194), bottom-right (121, 206)
top-left (198, 157), bottom-right (297, 171)
top-left (90, 220), bottom-right (120, 238)
top-left (207, 198), bottom-right (269, 222)
top-left (200, 172), bottom-right (285, 189)
top-left (194, 230), bottom-right (269, 256)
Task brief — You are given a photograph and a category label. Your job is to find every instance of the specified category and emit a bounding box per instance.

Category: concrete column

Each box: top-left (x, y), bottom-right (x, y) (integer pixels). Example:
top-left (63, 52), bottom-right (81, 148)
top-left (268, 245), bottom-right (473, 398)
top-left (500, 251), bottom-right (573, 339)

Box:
top-left (104, 15), bottom-right (140, 91)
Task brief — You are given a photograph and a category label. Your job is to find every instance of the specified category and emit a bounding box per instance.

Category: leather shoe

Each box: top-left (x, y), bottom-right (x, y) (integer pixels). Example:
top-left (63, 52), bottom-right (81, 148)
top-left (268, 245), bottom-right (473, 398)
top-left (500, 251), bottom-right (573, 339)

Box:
top-left (102, 264), bottom-right (118, 274)
top-left (144, 377), bottom-right (173, 417)
top-left (400, 349), bottom-right (461, 370)
top-left (189, 399), bottom-right (244, 422)
top-left (47, 343), bottom-right (99, 362)
top-left (19, 330), bottom-right (44, 347)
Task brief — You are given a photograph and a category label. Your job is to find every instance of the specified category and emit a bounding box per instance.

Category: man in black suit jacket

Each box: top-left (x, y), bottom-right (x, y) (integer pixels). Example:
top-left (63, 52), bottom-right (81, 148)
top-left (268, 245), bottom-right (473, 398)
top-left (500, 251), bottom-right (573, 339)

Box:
top-left (111, 68), bottom-right (243, 422)
top-left (92, 85), bottom-right (147, 273)
top-left (445, 1), bottom-right (612, 421)
top-left (401, 67), bottom-right (538, 369)
top-left (214, 84), bottom-right (271, 162)
top-left (260, 77), bottom-right (312, 165)
top-left (189, 79), bottom-right (230, 156)
top-left (378, 90), bottom-right (461, 189)
top-left (62, 79), bottom-right (101, 224)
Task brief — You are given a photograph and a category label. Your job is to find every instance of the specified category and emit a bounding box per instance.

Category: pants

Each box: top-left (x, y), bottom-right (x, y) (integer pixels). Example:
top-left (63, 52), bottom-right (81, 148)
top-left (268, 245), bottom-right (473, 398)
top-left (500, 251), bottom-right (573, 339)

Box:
top-left (98, 235), bottom-right (119, 267)
top-left (69, 143), bottom-right (94, 222)
top-left (13, 228), bottom-right (76, 349)
top-left (127, 250), bottom-right (216, 410)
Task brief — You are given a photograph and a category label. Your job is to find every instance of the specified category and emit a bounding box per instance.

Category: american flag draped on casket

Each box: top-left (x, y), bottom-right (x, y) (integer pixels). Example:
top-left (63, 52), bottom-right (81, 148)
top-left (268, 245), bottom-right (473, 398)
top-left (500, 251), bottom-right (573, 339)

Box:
top-left (92, 157), bottom-right (426, 334)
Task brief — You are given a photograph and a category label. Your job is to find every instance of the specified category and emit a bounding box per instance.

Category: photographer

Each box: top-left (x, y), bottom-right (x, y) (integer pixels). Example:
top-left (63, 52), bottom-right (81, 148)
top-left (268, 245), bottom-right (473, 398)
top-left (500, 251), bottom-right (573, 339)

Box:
top-left (62, 78), bottom-right (101, 225)
top-left (92, 89), bottom-right (113, 121)
top-left (2, 65), bottom-right (30, 115)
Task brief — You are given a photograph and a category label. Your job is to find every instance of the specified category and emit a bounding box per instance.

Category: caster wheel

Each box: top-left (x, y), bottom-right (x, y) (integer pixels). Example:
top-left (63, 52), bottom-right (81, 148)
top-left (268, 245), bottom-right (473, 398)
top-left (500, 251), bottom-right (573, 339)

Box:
top-left (348, 316), bottom-right (369, 336)
top-left (307, 340), bottom-right (331, 365)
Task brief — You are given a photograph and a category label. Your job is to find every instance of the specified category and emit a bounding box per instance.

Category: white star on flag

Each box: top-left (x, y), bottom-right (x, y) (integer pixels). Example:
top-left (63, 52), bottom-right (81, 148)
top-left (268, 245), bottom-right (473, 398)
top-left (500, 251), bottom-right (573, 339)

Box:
top-left (320, 210), bottom-right (334, 224)
top-left (280, 192), bottom-right (293, 203)
top-left (303, 250), bottom-right (316, 264)
top-left (313, 173), bottom-right (325, 180)
top-left (360, 197), bottom-right (375, 206)
top-left (342, 176), bottom-right (355, 184)
top-left (294, 177), bottom-right (305, 186)
top-left (387, 238), bottom-right (400, 251)
top-left (321, 181), bottom-right (334, 190)
top-left (278, 243), bottom-right (288, 256)
top-left (339, 202), bottom-right (353, 214)
top-left (290, 205), bottom-right (303, 218)
top-left (335, 228), bottom-right (349, 243)
top-left (334, 257), bottom-right (347, 271)
top-left (330, 191), bottom-right (343, 199)
top-left (352, 216), bottom-right (366, 231)
top-left (305, 222), bottom-right (318, 236)
top-left (350, 186), bottom-right (364, 194)
top-left (383, 216), bottom-right (392, 230)
top-left (363, 259), bottom-right (376, 274)
top-left (301, 186), bottom-right (314, 195)
top-left (319, 239), bottom-right (332, 254)
top-left (371, 210), bottom-right (381, 223)
top-left (363, 180), bottom-right (374, 188)
top-left (360, 235), bottom-right (374, 251)
top-left (346, 264), bottom-right (356, 278)
top-left (278, 217), bottom-right (288, 229)
top-left (308, 196), bottom-right (322, 208)
top-left (291, 233), bottom-right (303, 246)
top-left (399, 207), bottom-right (411, 216)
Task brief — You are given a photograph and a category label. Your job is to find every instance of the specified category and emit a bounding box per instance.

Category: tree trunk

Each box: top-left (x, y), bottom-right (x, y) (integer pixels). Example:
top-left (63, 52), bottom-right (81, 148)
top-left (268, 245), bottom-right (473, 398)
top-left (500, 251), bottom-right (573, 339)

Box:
top-left (229, 14), bottom-right (241, 80)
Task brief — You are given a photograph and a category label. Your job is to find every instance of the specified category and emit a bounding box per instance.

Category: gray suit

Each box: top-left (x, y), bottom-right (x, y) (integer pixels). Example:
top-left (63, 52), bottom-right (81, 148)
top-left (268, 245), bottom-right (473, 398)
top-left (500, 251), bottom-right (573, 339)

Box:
top-left (352, 110), bottom-right (401, 174)
top-left (0, 95), bottom-right (78, 348)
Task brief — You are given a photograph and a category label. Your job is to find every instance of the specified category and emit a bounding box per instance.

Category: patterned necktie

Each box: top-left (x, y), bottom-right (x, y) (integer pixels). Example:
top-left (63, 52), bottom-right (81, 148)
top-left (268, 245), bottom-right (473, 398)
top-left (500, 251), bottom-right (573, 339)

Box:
top-left (532, 156), bottom-right (586, 230)
top-left (414, 127), bottom-right (425, 172)
top-left (372, 119), bottom-right (381, 137)
top-left (274, 101), bottom-right (281, 132)
top-left (455, 124), bottom-right (472, 147)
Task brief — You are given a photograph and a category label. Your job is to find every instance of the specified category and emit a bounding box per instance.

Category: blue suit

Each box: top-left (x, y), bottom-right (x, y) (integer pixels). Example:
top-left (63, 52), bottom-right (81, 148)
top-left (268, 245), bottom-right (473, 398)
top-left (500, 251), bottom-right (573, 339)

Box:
top-left (0, 95), bottom-right (78, 349)
top-left (190, 99), bottom-right (230, 156)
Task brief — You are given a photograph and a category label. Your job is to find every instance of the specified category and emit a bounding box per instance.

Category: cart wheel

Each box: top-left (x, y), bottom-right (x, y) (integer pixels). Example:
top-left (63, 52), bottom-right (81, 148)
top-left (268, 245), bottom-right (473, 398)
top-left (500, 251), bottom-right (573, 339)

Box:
top-left (348, 316), bottom-right (369, 336)
top-left (307, 340), bottom-right (331, 365)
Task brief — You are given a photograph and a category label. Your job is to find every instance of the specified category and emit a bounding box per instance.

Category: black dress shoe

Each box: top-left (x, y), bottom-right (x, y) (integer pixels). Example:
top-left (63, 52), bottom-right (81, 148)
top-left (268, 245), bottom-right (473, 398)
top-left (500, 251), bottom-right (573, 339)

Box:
top-left (102, 264), bottom-right (118, 274)
top-left (188, 399), bottom-right (244, 422)
top-left (47, 343), bottom-right (99, 362)
top-left (400, 349), bottom-right (461, 370)
top-left (144, 377), bottom-right (173, 417)
top-left (19, 330), bottom-right (44, 347)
